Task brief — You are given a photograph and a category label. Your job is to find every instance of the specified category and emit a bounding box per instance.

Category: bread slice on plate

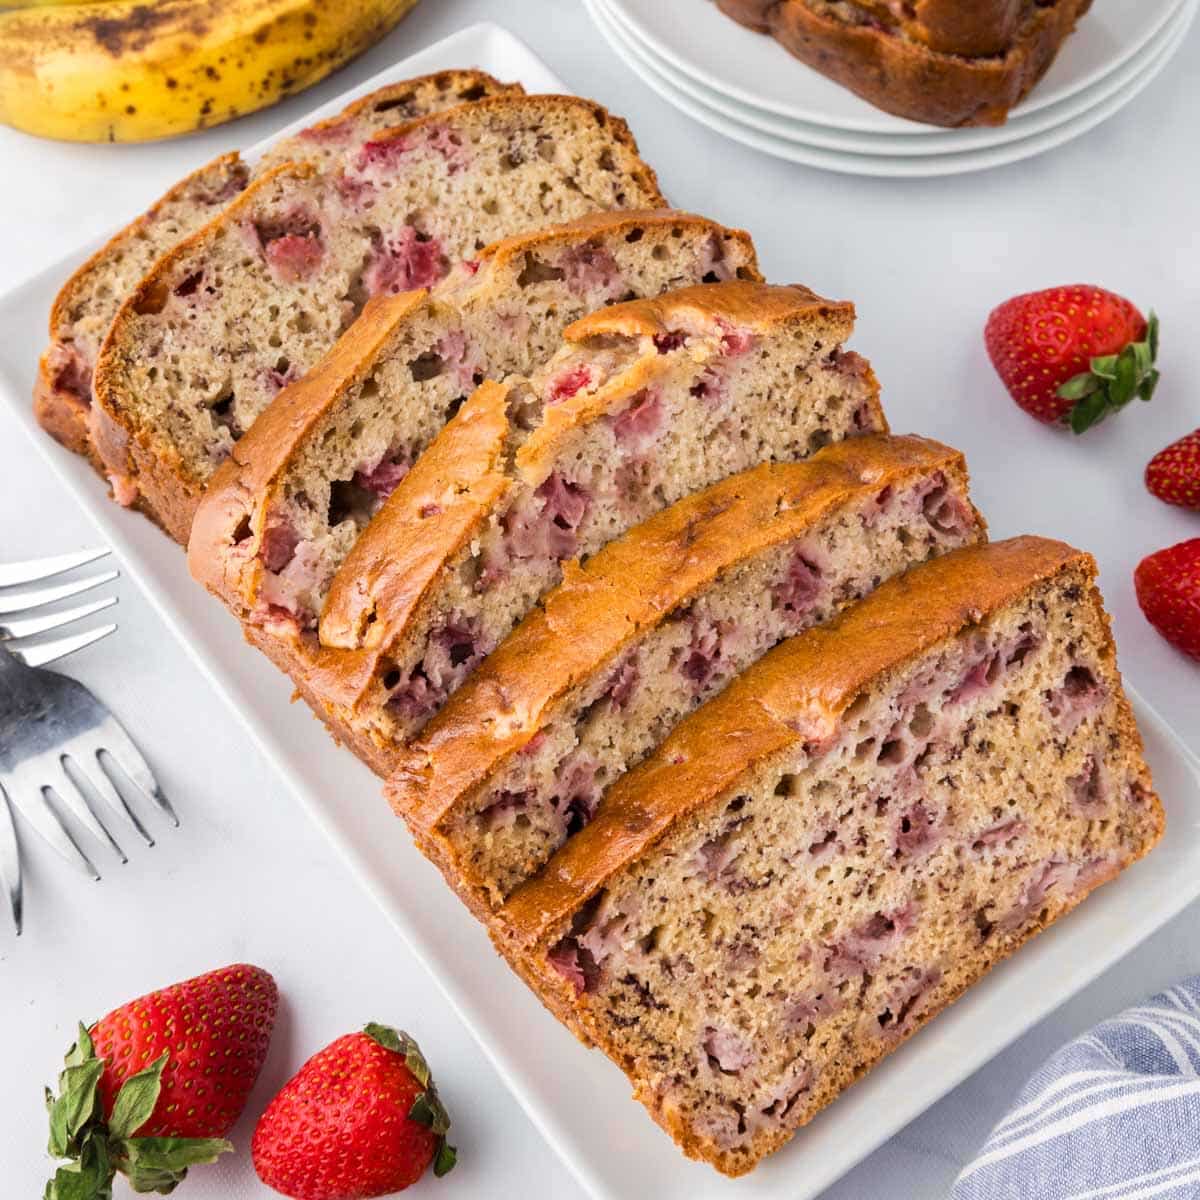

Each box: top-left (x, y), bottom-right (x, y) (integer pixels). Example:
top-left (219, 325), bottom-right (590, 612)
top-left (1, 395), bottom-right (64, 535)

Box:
top-left (35, 70), bottom-right (521, 466)
top-left (497, 536), bottom-right (1163, 1176)
top-left (187, 210), bottom-right (760, 633)
top-left (258, 281), bottom-right (886, 775)
top-left (90, 93), bottom-right (666, 542)
top-left (717, 0), bottom-right (1092, 126)
top-left (386, 434), bottom-right (986, 920)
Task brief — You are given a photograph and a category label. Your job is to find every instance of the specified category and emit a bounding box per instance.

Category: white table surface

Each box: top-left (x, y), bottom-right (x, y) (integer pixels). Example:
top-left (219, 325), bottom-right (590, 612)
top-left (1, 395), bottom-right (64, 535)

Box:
top-left (2, 2), bottom-right (1198, 1196)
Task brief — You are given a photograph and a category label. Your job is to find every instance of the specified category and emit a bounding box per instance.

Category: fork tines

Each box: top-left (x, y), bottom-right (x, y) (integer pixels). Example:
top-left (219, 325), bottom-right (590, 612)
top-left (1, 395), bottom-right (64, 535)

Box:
top-left (0, 546), bottom-right (118, 667)
top-left (0, 547), bottom-right (174, 936)
top-left (0, 546), bottom-right (111, 589)
top-left (0, 567), bottom-right (120, 617)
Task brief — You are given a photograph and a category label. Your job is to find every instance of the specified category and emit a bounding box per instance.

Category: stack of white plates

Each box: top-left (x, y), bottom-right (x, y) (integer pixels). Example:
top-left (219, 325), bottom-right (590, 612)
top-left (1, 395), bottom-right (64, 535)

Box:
top-left (585, 0), bottom-right (1196, 177)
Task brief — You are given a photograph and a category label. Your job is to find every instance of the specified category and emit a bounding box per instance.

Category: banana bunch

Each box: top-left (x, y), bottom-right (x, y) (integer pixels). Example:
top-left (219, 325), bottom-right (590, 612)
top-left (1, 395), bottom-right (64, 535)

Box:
top-left (0, 0), bottom-right (421, 142)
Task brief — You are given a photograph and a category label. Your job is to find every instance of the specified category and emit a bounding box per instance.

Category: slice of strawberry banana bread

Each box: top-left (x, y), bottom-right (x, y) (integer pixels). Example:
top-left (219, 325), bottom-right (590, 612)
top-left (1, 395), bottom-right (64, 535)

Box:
top-left (292, 282), bottom-right (885, 769)
top-left (716, 0), bottom-right (1091, 127)
top-left (187, 210), bottom-right (760, 633)
top-left (496, 537), bottom-right (1162, 1176)
top-left (387, 434), bottom-right (986, 920)
top-left (91, 93), bottom-right (665, 543)
top-left (36, 70), bottom-right (520, 465)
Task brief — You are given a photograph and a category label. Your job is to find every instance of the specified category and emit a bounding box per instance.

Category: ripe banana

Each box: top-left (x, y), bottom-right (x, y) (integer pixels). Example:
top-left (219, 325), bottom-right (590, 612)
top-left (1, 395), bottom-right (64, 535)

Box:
top-left (0, 0), bottom-right (421, 142)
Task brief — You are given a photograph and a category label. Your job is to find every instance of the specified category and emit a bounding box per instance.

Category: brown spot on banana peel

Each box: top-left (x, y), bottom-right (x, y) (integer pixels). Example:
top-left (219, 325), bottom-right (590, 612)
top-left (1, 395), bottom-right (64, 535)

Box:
top-left (84, 5), bottom-right (210, 57)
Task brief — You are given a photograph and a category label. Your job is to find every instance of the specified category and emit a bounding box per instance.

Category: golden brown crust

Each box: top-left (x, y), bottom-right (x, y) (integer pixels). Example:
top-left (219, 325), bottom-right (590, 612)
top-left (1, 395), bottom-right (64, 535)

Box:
top-left (318, 281), bottom-right (866, 651)
top-left (473, 208), bottom-right (758, 276)
top-left (563, 279), bottom-right (852, 344)
top-left (499, 536), bottom-right (1092, 946)
top-left (717, 0), bottom-right (1092, 127)
top-left (187, 210), bottom-right (762, 613)
top-left (389, 435), bottom-right (976, 842)
top-left (291, 69), bottom-right (523, 139)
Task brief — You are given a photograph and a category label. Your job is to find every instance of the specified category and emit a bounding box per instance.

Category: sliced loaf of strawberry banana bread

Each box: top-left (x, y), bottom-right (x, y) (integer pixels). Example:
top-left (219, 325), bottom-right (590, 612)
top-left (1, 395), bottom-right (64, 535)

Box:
top-left (289, 282), bottom-right (885, 770)
top-left (36, 70), bottom-right (521, 463)
top-left (91, 94), bottom-right (665, 542)
top-left (188, 210), bottom-right (760, 633)
top-left (387, 435), bottom-right (986, 920)
top-left (497, 536), bottom-right (1162, 1176)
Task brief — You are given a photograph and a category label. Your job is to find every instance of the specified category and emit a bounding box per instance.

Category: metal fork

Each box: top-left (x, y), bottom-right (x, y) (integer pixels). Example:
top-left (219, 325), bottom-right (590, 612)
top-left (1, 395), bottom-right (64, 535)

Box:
top-left (0, 548), bottom-right (176, 935)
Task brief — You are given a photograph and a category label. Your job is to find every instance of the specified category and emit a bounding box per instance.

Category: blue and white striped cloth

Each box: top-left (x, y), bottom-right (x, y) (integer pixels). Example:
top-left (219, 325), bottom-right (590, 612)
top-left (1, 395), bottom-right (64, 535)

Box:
top-left (953, 978), bottom-right (1200, 1199)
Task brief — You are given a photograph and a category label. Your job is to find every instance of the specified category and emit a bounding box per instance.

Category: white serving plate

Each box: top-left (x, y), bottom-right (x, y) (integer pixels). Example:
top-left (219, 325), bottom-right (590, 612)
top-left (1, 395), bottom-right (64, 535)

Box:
top-left (590, 0), bottom-right (1195, 178)
top-left (2, 20), bottom-right (1199, 1200)
top-left (600, 0), bottom-right (1193, 157)
top-left (607, 0), bottom-right (1189, 134)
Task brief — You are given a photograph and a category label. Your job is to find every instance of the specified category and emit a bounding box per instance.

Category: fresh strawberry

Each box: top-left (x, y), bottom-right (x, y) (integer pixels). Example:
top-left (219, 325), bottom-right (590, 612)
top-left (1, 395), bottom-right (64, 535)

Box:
top-left (984, 285), bottom-right (1160, 432)
top-left (43, 964), bottom-right (278, 1198)
top-left (1146, 428), bottom-right (1200, 510)
top-left (252, 1024), bottom-right (456, 1199)
top-left (1135, 539), bottom-right (1200, 661)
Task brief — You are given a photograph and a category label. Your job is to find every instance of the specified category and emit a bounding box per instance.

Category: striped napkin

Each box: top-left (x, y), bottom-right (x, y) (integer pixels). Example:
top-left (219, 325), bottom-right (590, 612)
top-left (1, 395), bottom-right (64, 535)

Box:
top-left (953, 978), bottom-right (1200, 1199)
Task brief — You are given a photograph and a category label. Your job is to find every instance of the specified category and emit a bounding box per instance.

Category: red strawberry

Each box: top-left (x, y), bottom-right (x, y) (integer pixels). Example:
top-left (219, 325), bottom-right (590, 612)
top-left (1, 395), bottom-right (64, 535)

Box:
top-left (253, 1024), bottom-right (456, 1200)
top-left (1135, 539), bottom-right (1200, 661)
top-left (44, 963), bottom-right (278, 1198)
top-left (1146, 428), bottom-right (1200, 510)
top-left (984, 285), bottom-right (1160, 432)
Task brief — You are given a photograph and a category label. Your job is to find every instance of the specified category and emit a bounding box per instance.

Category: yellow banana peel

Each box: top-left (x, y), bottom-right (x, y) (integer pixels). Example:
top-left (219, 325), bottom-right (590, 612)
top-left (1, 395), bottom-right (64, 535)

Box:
top-left (0, 3), bottom-right (112, 10)
top-left (0, 0), bottom-right (421, 142)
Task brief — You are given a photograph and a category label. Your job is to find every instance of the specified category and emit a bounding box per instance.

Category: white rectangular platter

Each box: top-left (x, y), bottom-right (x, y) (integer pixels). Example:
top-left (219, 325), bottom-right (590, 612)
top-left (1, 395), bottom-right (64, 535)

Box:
top-left (1, 21), bottom-right (1198, 1200)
